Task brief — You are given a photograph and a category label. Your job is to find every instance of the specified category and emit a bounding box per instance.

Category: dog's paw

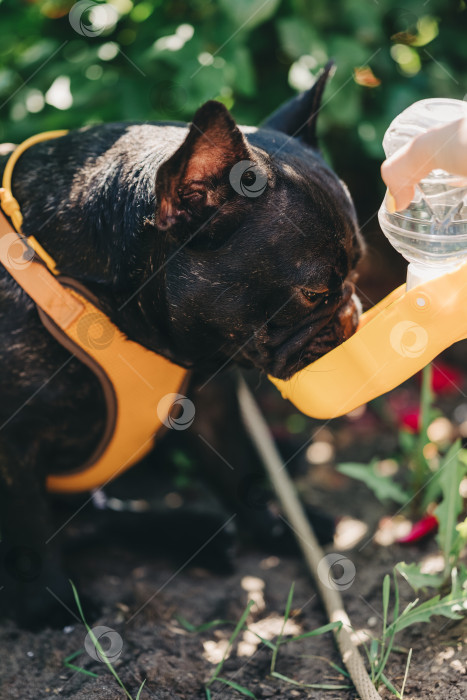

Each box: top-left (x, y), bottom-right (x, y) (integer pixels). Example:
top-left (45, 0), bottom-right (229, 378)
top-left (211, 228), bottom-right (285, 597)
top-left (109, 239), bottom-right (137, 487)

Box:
top-left (0, 544), bottom-right (93, 629)
top-left (95, 506), bottom-right (238, 573)
top-left (238, 503), bottom-right (335, 553)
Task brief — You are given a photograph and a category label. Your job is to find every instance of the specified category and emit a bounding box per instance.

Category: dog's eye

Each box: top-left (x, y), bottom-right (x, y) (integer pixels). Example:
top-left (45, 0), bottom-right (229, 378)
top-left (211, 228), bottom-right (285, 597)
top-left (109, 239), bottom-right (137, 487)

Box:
top-left (300, 289), bottom-right (330, 305)
top-left (178, 186), bottom-right (205, 206)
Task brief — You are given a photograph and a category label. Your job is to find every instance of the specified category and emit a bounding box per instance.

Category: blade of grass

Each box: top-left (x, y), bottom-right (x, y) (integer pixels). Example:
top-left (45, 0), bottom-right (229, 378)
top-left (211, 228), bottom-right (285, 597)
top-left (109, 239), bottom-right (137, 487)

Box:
top-left (63, 649), bottom-right (99, 677)
top-left (64, 663), bottom-right (98, 677)
top-left (369, 638), bottom-right (379, 671)
top-left (271, 671), bottom-right (351, 690)
top-left (176, 616), bottom-right (232, 633)
top-left (64, 661), bottom-right (99, 678)
top-left (400, 649), bottom-right (412, 699)
top-left (248, 631), bottom-right (276, 650)
top-left (375, 570), bottom-right (401, 684)
top-left (359, 637), bottom-right (375, 682)
top-left (374, 632), bottom-right (396, 686)
top-left (270, 582), bottom-right (294, 673)
top-left (207, 600), bottom-right (255, 685)
top-left (374, 574), bottom-right (390, 681)
top-left (298, 655), bottom-right (350, 678)
top-left (379, 672), bottom-right (401, 698)
top-left (382, 574), bottom-right (390, 637)
top-left (215, 677), bottom-right (257, 698)
top-left (70, 580), bottom-right (134, 700)
top-left (135, 679), bottom-right (146, 700)
top-left (393, 569), bottom-right (400, 623)
top-left (285, 621), bottom-right (342, 643)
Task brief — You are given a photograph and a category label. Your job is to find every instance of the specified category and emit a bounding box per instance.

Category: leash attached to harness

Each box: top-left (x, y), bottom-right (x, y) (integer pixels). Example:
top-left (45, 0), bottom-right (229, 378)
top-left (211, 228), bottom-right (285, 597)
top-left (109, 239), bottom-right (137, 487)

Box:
top-left (0, 131), bottom-right (188, 493)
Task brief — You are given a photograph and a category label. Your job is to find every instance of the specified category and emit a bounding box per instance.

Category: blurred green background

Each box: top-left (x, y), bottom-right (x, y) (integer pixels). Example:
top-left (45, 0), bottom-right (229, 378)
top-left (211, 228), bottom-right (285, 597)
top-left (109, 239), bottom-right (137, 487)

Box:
top-left (0, 0), bottom-right (466, 218)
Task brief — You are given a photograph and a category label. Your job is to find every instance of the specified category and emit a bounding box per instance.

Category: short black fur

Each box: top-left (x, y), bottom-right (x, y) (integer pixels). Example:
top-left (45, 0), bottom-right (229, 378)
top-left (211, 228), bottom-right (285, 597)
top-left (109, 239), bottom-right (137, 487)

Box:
top-left (0, 67), bottom-right (363, 626)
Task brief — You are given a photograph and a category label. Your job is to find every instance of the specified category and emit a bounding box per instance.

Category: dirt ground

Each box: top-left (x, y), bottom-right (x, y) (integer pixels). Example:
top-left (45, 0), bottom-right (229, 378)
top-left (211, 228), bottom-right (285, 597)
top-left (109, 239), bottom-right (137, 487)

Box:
top-left (2, 542), bottom-right (466, 700)
top-left (1, 368), bottom-right (466, 700)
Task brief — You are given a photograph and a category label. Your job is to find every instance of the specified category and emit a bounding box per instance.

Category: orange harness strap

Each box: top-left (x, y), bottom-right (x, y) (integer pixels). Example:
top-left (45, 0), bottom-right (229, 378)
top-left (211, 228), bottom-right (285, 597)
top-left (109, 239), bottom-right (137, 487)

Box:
top-left (0, 132), bottom-right (188, 493)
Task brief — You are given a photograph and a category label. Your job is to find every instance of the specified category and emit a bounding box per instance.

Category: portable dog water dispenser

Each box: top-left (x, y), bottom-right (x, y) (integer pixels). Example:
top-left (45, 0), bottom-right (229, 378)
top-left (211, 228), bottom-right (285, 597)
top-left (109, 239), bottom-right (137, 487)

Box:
top-left (270, 98), bottom-right (467, 418)
top-left (379, 98), bottom-right (467, 290)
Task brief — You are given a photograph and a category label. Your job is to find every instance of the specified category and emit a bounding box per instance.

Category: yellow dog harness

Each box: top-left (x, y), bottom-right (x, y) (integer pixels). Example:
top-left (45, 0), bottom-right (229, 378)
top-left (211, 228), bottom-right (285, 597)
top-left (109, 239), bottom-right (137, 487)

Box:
top-left (0, 131), bottom-right (188, 493)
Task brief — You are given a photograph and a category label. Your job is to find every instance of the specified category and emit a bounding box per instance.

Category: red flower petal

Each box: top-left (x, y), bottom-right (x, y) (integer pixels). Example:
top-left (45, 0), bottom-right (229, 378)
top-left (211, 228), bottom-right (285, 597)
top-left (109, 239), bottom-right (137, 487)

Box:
top-left (400, 410), bottom-right (420, 432)
top-left (397, 514), bottom-right (438, 543)
top-left (431, 362), bottom-right (463, 395)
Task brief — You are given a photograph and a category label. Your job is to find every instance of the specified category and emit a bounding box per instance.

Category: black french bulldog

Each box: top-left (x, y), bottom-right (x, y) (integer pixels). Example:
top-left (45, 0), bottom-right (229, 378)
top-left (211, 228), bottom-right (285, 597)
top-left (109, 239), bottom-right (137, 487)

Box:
top-left (0, 64), bottom-right (363, 627)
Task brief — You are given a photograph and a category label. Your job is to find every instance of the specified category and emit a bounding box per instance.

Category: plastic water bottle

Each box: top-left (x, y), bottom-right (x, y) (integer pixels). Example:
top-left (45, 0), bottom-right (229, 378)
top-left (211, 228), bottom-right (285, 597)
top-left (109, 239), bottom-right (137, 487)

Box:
top-left (378, 98), bottom-right (467, 290)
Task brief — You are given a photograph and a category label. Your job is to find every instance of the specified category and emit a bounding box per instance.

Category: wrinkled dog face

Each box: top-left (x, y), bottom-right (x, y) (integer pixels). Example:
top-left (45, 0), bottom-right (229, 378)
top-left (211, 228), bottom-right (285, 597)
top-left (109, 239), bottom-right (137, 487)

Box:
top-left (155, 66), bottom-right (363, 380)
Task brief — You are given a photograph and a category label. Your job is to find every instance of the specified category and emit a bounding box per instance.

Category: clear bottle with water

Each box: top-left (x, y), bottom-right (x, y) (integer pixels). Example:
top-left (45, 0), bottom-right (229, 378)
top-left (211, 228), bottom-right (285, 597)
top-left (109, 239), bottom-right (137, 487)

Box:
top-left (378, 98), bottom-right (467, 289)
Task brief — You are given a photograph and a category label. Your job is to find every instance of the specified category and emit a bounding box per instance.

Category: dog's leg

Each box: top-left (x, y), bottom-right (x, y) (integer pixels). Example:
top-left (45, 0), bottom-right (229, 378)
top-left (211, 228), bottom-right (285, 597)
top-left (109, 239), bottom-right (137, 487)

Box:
top-left (188, 369), bottom-right (335, 550)
top-left (0, 438), bottom-right (73, 628)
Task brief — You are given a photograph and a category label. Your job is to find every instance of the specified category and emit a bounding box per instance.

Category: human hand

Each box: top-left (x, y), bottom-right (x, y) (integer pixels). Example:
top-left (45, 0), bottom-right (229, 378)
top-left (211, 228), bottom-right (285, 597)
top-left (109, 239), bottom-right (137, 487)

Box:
top-left (381, 117), bottom-right (467, 211)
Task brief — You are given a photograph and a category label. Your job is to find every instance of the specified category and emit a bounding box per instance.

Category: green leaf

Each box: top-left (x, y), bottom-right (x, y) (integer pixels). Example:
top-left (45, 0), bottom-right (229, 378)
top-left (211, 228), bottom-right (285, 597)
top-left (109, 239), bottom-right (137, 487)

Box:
top-left (369, 638), bottom-right (379, 666)
top-left (382, 574), bottom-right (390, 634)
top-left (393, 569), bottom-right (400, 624)
top-left (396, 562), bottom-right (444, 593)
top-left (248, 631), bottom-right (276, 650)
top-left (421, 467), bottom-right (443, 511)
top-left (63, 649), bottom-right (99, 679)
top-left (219, 0), bottom-right (281, 31)
top-left (70, 580), bottom-right (133, 700)
top-left (286, 621), bottom-right (342, 642)
top-left (435, 440), bottom-right (467, 567)
top-left (271, 671), bottom-right (351, 690)
top-left (299, 655), bottom-right (350, 678)
top-left (208, 600), bottom-right (255, 684)
top-left (276, 17), bottom-right (322, 60)
top-left (230, 46), bottom-right (256, 97)
top-left (379, 671), bottom-right (401, 698)
top-left (176, 615), bottom-right (232, 633)
top-left (450, 564), bottom-right (467, 599)
top-left (271, 582), bottom-right (294, 673)
top-left (399, 429), bottom-right (416, 454)
top-left (338, 462), bottom-right (409, 504)
top-left (387, 592), bottom-right (467, 636)
top-left (135, 679), bottom-right (146, 700)
top-left (374, 571), bottom-right (400, 685)
top-left (216, 678), bottom-right (257, 698)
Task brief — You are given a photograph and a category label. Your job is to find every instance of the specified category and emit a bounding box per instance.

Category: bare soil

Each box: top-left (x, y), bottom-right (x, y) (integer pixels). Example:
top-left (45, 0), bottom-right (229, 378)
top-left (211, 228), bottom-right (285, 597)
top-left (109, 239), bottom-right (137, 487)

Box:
top-left (1, 373), bottom-right (466, 700)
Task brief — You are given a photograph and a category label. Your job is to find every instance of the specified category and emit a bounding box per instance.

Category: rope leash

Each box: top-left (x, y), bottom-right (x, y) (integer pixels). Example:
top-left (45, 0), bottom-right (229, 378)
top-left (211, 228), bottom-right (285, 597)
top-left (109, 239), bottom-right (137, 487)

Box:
top-left (237, 375), bottom-right (382, 700)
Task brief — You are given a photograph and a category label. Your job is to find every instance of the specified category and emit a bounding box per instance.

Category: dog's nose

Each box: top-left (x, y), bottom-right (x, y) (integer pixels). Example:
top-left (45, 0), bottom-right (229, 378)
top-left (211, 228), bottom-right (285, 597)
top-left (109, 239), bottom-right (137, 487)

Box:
top-left (337, 293), bottom-right (360, 341)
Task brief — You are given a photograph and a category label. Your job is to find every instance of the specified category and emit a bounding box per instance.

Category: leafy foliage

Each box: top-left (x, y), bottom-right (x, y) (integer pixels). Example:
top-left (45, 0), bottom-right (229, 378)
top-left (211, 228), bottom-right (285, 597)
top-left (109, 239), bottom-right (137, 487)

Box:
top-left (366, 568), bottom-right (467, 697)
top-left (396, 562), bottom-right (444, 593)
top-left (178, 584), bottom-right (346, 698)
top-left (338, 459), bottom-right (410, 504)
top-left (0, 0), bottom-right (466, 214)
top-left (435, 440), bottom-right (467, 575)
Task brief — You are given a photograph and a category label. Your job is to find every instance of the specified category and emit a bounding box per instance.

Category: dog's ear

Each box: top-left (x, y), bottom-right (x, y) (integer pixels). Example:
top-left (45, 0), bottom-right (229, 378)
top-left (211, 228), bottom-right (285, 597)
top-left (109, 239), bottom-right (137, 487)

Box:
top-left (262, 60), bottom-right (335, 148)
top-left (155, 100), bottom-right (250, 232)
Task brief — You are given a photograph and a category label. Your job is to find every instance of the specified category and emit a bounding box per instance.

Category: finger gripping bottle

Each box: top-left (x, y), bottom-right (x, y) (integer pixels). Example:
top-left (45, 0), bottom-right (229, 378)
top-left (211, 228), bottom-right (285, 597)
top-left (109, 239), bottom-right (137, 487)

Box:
top-left (378, 98), bottom-right (467, 290)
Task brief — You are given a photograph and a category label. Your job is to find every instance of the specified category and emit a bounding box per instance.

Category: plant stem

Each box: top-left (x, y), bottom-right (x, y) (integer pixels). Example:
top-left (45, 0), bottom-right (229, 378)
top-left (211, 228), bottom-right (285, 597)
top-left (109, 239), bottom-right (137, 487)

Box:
top-left (412, 363), bottom-right (433, 504)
